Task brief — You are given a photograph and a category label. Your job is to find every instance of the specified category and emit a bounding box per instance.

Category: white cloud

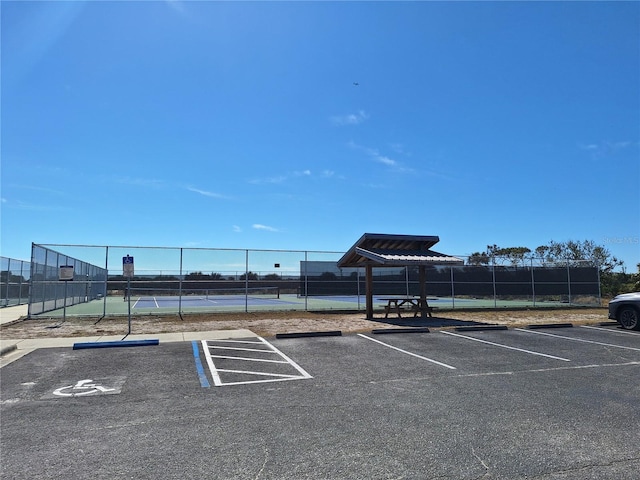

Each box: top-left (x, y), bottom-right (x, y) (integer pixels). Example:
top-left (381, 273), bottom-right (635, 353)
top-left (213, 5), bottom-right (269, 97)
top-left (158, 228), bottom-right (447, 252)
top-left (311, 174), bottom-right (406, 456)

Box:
top-left (253, 224), bottom-right (279, 232)
top-left (376, 155), bottom-right (397, 167)
top-left (232, 225), bottom-right (242, 233)
top-left (250, 169), bottom-right (334, 184)
top-left (331, 110), bottom-right (369, 126)
top-left (348, 141), bottom-right (412, 173)
top-left (165, 0), bottom-right (186, 14)
top-left (579, 140), bottom-right (636, 157)
top-left (2, 199), bottom-right (67, 211)
top-left (187, 186), bottom-right (226, 199)
top-left (116, 176), bottom-right (165, 188)
top-left (249, 175), bottom-right (287, 185)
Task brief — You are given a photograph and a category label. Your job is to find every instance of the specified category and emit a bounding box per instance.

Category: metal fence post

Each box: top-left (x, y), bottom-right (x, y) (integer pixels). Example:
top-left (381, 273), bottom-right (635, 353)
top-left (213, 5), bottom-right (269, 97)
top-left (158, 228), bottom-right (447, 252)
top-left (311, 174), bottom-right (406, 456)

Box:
top-left (179, 248), bottom-right (184, 317)
top-left (304, 251), bottom-right (308, 311)
top-left (492, 260), bottom-right (497, 308)
top-left (567, 260), bottom-right (572, 305)
top-left (103, 246), bottom-right (109, 318)
top-left (245, 250), bottom-right (249, 313)
top-left (450, 265), bottom-right (455, 309)
top-left (531, 257), bottom-right (536, 307)
top-left (596, 261), bottom-right (602, 306)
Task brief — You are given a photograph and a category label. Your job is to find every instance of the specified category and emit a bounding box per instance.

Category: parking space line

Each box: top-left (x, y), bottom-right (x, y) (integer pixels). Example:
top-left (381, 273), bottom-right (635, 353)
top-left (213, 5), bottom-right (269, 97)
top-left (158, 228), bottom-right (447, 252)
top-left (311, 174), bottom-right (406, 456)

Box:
top-left (201, 340), bottom-right (223, 386)
top-left (516, 329), bottom-right (640, 351)
top-left (212, 339), bottom-right (264, 345)
top-left (453, 361), bottom-right (640, 378)
top-left (441, 331), bottom-right (571, 361)
top-left (209, 355), bottom-right (289, 364)
top-left (581, 325), bottom-right (640, 336)
top-left (209, 345), bottom-right (279, 354)
top-left (357, 334), bottom-right (457, 369)
top-left (201, 336), bottom-right (312, 387)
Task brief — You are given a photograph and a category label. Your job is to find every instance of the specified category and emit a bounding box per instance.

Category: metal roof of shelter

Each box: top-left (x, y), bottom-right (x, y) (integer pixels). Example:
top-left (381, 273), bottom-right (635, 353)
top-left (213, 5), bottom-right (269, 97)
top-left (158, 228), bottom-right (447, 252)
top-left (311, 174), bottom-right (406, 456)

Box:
top-left (337, 233), bottom-right (463, 268)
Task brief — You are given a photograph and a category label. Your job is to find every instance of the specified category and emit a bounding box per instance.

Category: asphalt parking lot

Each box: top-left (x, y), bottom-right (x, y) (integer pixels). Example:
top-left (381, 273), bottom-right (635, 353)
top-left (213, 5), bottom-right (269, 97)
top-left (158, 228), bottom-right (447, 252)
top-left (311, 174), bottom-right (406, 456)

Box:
top-left (1, 324), bottom-right (639, 479)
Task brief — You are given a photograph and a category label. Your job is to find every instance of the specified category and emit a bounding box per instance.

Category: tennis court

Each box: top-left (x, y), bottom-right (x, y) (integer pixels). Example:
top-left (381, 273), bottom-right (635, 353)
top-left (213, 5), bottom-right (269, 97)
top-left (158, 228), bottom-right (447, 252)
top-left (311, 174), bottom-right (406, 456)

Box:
top-left (34, 292), bottom-right (578, 318)
top-left (26, 243), bottom-right (601, 319)
top-left (132, 288), bottom-right (298, 309)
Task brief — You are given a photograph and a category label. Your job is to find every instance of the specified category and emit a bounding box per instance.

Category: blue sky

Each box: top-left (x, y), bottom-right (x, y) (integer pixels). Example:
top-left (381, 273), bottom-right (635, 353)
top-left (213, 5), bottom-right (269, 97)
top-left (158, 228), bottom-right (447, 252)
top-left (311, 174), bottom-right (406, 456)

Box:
top-left (2, 1), bottom-right (639, 270)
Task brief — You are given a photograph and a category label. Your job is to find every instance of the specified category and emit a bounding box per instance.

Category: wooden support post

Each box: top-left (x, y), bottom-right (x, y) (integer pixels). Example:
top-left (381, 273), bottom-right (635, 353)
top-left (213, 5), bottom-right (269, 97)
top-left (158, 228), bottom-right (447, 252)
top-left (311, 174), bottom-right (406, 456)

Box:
top-left (366, 263), bottom-right (374, 320)
top-left (419, 265), bottom-right (427, 318)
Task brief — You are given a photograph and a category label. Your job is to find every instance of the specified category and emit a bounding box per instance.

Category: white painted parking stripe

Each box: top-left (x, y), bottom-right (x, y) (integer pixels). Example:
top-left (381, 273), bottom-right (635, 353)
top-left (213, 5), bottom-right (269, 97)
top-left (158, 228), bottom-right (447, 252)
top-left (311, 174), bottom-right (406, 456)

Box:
top-left (441, 331), bottom-right (571, 362)
top-left (214, 376), bottom-right (308, 387)
top-left (217, 369), bottom-right (304, 379)
top-left (201, 340), bottom-right (222, 386)
top-left (453, 361), bottom-right (640, 378)
top-left (581, 325), bottom-right (640, 336)
top-left (357, 334), bottom-right (457, 370)
top-left (201, 336), bottom-right (312, 386)
top-left (209, 345), bottom-right (277, 354)
top-left (209, 355), bottom-right (288, 364)
top-left (516, 328), bottom-right (640, 351)
top-left (258, 336), bottom-right (313, 379)
top-left (213, 339), bottom-right (264, 345)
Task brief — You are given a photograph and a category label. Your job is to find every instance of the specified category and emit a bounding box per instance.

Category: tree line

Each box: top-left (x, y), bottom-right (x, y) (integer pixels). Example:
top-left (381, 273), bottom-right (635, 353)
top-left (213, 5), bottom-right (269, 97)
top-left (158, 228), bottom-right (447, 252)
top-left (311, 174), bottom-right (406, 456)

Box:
top-left (468, 239), bottom-right (639, 296)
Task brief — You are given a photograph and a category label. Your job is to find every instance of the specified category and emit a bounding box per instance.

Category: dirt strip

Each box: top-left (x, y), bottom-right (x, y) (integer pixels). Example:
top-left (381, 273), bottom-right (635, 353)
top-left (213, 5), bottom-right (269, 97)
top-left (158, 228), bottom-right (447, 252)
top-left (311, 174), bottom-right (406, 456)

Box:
top-left (0, 308), bottom-right (610, 339)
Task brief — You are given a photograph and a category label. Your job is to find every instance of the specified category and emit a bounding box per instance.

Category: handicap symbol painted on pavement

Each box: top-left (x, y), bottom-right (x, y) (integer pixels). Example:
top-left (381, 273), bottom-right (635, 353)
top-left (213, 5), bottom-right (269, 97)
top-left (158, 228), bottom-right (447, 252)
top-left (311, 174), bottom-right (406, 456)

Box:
top-left (53, 379), bottom-right (116, 396)
top-left (45, 377), bottom-right (126, 399)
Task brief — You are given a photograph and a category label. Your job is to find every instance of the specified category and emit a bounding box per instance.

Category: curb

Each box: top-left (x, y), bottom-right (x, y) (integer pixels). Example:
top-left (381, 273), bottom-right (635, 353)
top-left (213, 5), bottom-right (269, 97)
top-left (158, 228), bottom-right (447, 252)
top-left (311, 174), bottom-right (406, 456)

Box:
top-left (371, 328), bottom-right (430, 334)
top-left (526, 323), bottom-right (573, 330)
top-left (598, 321), bottom-right (619, 326)
top-left (72, 339), bottom-right (160, 350)
top-left (0, 344), bottom-right (18, 356)
top-left (455, 325), bottom-right (508, 332)
top-left (275, 331), bottom-right (342, 339)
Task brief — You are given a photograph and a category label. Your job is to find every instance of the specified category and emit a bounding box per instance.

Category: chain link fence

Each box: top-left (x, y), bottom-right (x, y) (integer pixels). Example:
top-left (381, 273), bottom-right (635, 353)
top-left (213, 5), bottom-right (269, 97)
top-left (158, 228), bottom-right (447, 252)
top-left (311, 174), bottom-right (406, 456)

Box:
top-left (1, 256), bottom-right (31, 307)
top-left (29, 245), bottom-right (107, 316)
top-left (28, 243), bottom-right (601, 318)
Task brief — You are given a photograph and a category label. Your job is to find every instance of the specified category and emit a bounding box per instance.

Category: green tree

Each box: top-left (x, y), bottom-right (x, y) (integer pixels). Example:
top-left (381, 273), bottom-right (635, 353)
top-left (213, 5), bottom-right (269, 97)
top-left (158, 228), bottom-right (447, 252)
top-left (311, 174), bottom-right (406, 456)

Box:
top-left (536, 240), bottom-right (623, 273)
top-left (467, 245), bottom-right (531, 266)
top-left (239, 271), bottom-right (258, 281)
top-left (467, 251), bottom-right (490, 266)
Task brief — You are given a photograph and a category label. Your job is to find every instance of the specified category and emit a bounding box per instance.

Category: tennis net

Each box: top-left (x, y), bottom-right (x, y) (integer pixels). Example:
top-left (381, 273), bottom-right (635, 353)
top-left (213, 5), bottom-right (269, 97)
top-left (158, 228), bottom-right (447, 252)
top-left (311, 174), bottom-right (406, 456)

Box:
top-left (130, 286), bottom-right (280, 302)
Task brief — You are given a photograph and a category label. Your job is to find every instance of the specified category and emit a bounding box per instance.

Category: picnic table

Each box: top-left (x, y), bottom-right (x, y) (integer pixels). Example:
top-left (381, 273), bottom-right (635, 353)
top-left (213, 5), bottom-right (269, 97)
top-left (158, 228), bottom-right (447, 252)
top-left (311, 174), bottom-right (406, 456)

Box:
top-left (378, 297), bottom-right (435, 319)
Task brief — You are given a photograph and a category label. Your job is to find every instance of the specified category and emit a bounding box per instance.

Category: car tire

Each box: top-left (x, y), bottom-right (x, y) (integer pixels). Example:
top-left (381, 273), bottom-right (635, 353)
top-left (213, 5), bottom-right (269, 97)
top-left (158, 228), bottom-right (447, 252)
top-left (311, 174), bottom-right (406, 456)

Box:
top-left (618, 306), bottom-right (640, 330)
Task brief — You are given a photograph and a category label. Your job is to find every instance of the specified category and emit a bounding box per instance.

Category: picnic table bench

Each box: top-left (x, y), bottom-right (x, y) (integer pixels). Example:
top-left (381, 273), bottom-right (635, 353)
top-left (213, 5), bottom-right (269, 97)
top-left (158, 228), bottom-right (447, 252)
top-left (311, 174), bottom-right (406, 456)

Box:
top-left (378, 297), bottom-right (436, 318)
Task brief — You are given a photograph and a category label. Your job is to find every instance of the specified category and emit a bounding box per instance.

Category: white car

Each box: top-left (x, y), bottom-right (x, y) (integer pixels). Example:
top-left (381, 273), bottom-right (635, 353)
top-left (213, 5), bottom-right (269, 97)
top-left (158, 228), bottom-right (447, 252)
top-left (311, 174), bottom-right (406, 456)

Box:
top-left (608, 292), bottom-right (640, 330)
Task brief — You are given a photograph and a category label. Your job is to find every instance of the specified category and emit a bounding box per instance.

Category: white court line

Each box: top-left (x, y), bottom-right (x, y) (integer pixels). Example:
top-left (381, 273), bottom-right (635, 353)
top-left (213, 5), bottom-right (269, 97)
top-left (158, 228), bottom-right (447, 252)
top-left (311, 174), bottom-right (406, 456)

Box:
top-left (154, 297), bottom-right (159, 308)
top-left (357, 334), bottom-right (457, 370)
top-left (581, 325), bottom-right (640, 336)
top-left (441, 331), bottom-right (571, 362)
top-left (516, 328), bottom-right (640, 351)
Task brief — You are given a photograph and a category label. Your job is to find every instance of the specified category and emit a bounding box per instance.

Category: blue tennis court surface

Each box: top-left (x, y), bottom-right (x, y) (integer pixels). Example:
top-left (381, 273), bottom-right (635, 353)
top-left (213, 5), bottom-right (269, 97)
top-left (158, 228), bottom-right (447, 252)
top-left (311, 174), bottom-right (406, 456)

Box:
top-left (131, 295), bottom-right (564, 310)
top-left (133, 296), bottom-right (299, 309)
